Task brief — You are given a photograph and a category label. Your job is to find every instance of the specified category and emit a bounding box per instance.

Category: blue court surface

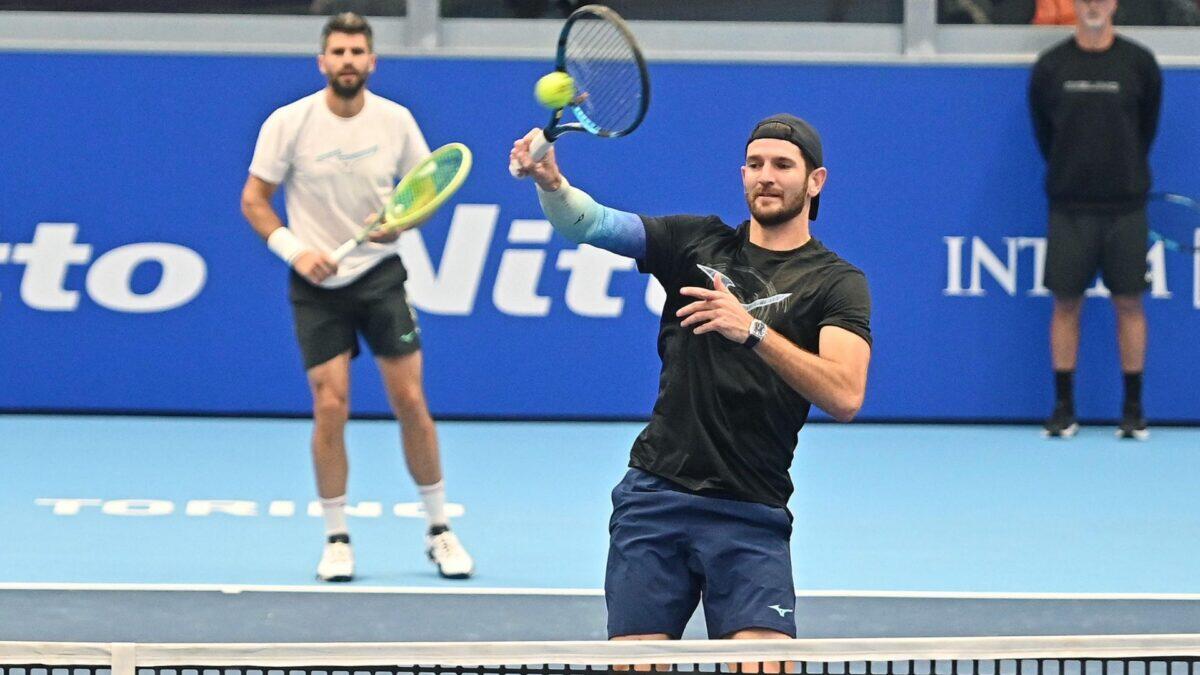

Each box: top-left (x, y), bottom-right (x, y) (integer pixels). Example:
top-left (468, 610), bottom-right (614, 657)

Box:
top-left (2, 415), bottom-right (1199, 641)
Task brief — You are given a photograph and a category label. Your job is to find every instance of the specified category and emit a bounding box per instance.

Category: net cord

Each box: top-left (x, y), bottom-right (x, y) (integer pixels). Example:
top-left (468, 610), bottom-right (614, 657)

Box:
top-left (7, 636), bottom-right (1200, 674)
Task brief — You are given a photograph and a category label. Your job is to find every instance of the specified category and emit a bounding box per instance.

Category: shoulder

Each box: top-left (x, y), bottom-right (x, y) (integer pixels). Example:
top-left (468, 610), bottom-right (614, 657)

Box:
top-left (368, 92), bottom-right (421, 125)
top-left (1114, 34), bottom-right (1153, 57)
top-left (1034, 38), bottom-right (1075, 68)
top-left (265, 91), bottom-right (322, 124)
top-left (1115, 36), bottom-right (1161, 71)
top-left (812, 244), bottom-right (869, 290)
top-left (640, 214), bottom-right (732, 239)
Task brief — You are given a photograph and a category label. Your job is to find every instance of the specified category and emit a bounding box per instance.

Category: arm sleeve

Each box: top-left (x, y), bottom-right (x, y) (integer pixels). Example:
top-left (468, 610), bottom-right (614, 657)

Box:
top-left (1028, 60), bottom-right (1054, 160)
top-left (1139, 55), bottom-right (1163, 155)
top-left (818, 270), bottom-right (873, 348)
top-left (396, 110), bottom-right (432, 176)
top-left (536, 178), bottom-right (646, 259)
top-left (249, 110), bottom-right (293, 184)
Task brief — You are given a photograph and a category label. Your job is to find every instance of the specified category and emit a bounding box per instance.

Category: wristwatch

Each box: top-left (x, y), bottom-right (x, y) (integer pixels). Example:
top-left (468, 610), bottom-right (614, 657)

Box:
top-left (743, 319), bottom-right (768, 349)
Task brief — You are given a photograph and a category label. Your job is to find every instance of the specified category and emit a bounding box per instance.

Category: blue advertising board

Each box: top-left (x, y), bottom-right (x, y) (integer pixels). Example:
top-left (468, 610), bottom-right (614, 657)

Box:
top-left (0, 53), bottom-right (1196, 421)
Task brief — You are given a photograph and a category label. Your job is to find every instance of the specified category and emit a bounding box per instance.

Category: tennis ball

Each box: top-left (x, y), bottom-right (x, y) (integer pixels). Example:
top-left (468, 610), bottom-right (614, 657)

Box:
top-left (535, 71), bottom-right (576, 109)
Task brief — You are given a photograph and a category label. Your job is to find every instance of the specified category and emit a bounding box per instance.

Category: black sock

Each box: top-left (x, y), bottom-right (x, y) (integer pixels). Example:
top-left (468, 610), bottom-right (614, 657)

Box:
top-left (1054, 370), bottom-right (1074, 408)
top-left (1123, 372), bottom-right (1143, 412)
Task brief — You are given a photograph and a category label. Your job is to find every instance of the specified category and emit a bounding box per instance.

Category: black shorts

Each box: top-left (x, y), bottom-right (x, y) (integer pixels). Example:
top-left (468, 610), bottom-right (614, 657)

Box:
top-left (288, 256), bottom-right (421, 370)
top-left (1044, 207), bottom-right (1149, 297)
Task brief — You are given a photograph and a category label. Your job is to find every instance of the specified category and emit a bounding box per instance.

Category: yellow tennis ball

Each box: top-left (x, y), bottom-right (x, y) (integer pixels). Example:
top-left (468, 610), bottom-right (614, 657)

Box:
top-left (535, 71), bottom-right (576, 109)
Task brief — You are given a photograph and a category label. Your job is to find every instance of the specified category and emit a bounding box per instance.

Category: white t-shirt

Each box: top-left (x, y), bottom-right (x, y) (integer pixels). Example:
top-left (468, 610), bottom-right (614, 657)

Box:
top-left (250, 90), bottom-right (431, 287)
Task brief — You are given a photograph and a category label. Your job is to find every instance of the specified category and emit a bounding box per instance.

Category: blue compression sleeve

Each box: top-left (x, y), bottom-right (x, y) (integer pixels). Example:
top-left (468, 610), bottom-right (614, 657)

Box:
top-left (536, 177), bottom-right (646, 260)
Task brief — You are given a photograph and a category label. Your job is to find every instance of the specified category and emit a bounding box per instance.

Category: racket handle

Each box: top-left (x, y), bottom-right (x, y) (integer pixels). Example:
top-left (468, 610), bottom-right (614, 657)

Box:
top-left (529, 128), bottom-right (552, 162)
top-left (509, 128), bottom-right (552, 178)
top-left (330, 239), bottom-right (357, 264)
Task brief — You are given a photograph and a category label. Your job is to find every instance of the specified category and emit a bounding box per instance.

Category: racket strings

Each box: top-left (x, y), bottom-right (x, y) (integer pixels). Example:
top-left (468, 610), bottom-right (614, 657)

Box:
top-left (388, 150), bottom-right (466, 220)
top-left (570, 26), bottom-right (640, 129)
top-left (565, 16), bottom-right (645, 134)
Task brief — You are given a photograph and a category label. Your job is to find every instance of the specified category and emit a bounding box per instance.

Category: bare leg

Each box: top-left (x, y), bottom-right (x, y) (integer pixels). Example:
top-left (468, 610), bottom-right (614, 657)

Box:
top-left (1050, 295), bottom-right (1084, 371)
top-left (376, 351), bottom-right (441, 486)
top-left (307, 352), bottom-right (352, 499)
top-left (1112, 294), bottom-right (1146, 374)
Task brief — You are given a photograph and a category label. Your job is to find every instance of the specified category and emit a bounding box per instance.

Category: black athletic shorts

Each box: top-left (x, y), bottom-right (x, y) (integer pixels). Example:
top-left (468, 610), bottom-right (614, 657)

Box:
top-left (288, 256), bottom-right (421, 370)
top-left (1044, 207), bottom-right (1150, 297)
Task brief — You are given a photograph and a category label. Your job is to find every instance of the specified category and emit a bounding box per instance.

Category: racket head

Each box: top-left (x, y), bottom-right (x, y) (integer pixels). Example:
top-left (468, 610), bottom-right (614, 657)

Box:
top-left (1147, 192), bottom-right (1200, 253)
top-left (377, 142), bottom-right (473, 233)
top-left (545, 5), bottom-right (649, 141)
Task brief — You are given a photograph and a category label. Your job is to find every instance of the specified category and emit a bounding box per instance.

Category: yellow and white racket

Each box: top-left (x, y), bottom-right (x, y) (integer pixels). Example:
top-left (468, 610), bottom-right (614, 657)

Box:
top-left (332, 142), bottom-right (473, 263)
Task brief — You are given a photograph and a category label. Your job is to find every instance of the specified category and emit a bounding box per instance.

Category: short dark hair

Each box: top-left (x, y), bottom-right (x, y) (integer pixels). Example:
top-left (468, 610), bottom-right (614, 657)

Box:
top-left (321, 12), bottom-right (373, 52)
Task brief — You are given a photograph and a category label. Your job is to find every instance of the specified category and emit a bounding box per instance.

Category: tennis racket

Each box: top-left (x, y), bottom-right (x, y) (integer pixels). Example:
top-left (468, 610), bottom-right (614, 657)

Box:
top-left (331, 142), bottom-right (473, 263)
top-left (508, 4), bottom-right (650, 177)
top-left (1147, 193), bottom-right (1200, 254)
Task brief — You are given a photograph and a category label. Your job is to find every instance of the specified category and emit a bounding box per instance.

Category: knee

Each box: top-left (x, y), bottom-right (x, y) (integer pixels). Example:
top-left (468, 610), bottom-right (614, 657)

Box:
top-left (391, 386), bottom-right (429, 421)
top-left (1053, 295), bottom-right (1084, 316)
top-left (312, 386), bottom-right (349, 423)
top-left (1112, 294), bottom-right (1144, 317)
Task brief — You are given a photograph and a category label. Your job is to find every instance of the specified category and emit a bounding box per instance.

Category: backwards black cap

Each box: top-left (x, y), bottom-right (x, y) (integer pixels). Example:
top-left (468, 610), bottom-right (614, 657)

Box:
top-left (747, 113), bottom-right (824, 220)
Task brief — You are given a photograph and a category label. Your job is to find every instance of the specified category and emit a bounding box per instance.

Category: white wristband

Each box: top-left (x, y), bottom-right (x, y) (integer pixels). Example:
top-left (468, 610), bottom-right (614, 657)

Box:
top-left (267, 227), bottom-right (305, 267)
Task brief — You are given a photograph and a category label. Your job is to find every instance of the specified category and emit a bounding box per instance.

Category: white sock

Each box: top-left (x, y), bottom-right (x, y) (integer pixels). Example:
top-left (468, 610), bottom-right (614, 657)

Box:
top-left (418, 480), bottom-right (447, 529)
top-left (320, 495), bottom-right (348, 538)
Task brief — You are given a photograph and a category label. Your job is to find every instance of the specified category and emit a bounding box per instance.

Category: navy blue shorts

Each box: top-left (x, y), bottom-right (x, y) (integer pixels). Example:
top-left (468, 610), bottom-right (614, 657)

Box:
top-left (605, 468), bottom-right (797, 639)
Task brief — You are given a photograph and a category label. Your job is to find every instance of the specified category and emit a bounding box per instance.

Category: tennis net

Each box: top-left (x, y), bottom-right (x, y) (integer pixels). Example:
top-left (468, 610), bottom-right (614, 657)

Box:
top-left (4, 636), bottom-right (1200, 675)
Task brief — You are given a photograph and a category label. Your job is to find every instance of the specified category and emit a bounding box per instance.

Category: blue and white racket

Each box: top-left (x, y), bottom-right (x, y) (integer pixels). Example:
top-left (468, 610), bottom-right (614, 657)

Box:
top-left (508, 4), bottom-right (650, 177)
top-left (1148, 193), bottom-right (1200, 254)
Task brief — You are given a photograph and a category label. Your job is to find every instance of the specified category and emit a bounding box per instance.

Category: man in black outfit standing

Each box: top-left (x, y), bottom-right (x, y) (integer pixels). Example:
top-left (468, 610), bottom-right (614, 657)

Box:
top-left (1029, 0), bottom-right (1161, 440)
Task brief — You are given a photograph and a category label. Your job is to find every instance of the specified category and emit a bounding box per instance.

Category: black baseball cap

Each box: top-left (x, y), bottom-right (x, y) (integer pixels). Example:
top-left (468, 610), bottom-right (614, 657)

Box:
top-left (747, 113), bottom-right (824, 220)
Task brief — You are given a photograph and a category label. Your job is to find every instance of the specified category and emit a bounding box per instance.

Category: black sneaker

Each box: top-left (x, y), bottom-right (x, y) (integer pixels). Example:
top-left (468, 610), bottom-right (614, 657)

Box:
top-left (1042, 402), bottom-right (1079, 438)
top-left (1117, 406), bottom-right (1149, 441)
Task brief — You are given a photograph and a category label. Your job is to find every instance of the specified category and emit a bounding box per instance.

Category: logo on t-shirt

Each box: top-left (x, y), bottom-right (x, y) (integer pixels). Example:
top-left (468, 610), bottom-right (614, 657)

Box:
top-left (697, 264), bottom-right (792, 321)
top-left (1063, 80), bottom-right (1120, 94)
top-left (315, 144), bottom-right (380, 172)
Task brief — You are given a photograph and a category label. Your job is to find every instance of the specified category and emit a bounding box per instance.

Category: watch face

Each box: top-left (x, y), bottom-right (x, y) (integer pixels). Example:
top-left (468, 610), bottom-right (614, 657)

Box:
top-left (751, 320), bottom-right (767, 339)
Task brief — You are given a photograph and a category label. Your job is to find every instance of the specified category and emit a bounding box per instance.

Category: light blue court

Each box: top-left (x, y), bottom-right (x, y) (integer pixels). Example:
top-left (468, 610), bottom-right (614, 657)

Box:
top-left (2, 415), bottom-right (1199, 593)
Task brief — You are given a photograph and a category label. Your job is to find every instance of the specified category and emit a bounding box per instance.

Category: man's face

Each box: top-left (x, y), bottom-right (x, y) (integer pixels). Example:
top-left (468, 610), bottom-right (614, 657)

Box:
top-left (1075, 0), bottom-right (1116, 30)
top-left (742, 139), bottom-right (822, 227)
top-left (319, 32), bottom-right (376, 99)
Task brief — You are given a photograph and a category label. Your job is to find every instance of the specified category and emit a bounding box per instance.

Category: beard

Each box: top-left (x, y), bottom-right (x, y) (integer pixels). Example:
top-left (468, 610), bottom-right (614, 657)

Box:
top-left (328, 69), bottom-right (368, 99)
top-left (746, 187), bottom-right (809, 227)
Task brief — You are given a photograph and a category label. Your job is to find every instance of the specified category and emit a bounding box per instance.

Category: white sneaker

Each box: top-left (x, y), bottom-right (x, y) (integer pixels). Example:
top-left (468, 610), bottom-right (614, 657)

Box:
top-left (317, 537), bottom-right (354, 582)
top-left (426, 528), bottom-right (474, 579)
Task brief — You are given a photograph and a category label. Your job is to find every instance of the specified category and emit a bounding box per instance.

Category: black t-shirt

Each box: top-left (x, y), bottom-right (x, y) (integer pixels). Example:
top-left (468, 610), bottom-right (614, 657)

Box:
top-left (1029, 36), bottom-right (1162, 211)
top-left (631, 214), bottom-right (872, 509)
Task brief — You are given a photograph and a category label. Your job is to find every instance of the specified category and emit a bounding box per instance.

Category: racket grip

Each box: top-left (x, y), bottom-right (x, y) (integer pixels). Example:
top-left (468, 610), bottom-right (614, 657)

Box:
top-left (528, 129), bottom-right (552, 162)
top-left (330, 239), bottom-right (357, 264)
top-left (509, 128), bottom-right (552, 178)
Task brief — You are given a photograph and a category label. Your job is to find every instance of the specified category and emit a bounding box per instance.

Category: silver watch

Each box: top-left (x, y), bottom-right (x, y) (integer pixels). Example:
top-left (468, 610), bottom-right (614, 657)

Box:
top-left (743, 319), bottom-right (768, 348)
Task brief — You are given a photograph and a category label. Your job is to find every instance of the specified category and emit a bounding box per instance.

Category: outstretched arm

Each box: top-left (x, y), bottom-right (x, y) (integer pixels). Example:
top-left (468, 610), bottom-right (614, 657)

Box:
top-left (510, 129), bottom-right (646, 260)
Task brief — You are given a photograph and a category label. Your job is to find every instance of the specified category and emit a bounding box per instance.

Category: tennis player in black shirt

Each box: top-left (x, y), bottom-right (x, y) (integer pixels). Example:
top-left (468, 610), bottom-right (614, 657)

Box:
top-left (1029, 0), bottom-right (1161, 440)
top-left (510, 114), bottom-right (872, 642)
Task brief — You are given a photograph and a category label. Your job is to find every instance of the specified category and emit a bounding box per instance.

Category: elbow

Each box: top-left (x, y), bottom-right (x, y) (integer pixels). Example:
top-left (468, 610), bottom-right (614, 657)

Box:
top-left (829, 391), bottom-right (865, 423)
top-left (240, 193), bottom-right (259, 219)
